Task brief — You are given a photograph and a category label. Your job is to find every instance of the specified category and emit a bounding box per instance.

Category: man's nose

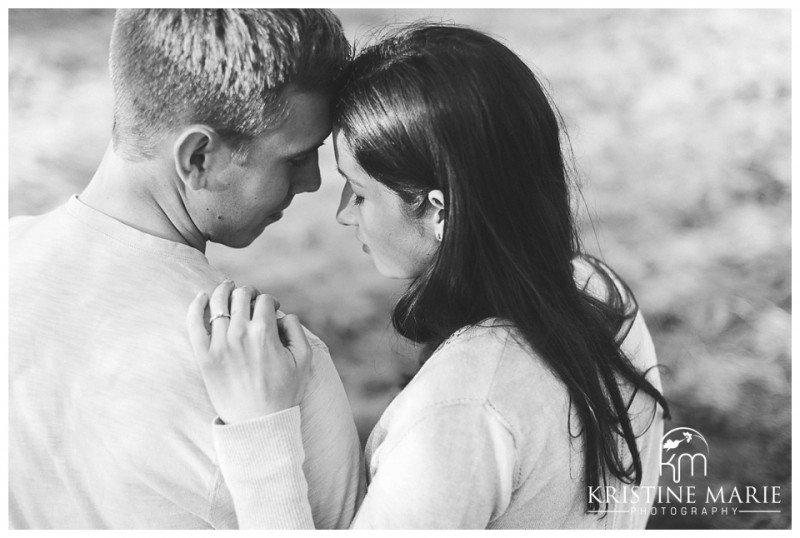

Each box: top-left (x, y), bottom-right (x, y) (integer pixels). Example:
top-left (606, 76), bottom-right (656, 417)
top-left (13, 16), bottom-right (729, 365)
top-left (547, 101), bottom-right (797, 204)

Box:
top-left (336, 183), bottom-right (355, 226)
top-left (293, 164), bottom-right (322, 195)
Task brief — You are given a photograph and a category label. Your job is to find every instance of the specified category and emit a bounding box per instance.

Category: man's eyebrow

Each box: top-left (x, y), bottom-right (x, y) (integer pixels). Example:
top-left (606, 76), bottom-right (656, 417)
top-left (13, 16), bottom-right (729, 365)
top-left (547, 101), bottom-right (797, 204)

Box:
top-left (286, 139), bottom-right (326, 159)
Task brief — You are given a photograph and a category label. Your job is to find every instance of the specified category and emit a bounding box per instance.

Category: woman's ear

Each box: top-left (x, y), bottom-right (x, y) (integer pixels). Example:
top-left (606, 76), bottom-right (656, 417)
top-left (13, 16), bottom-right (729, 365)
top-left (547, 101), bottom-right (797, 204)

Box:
top-left (174, 126), bottom-right (223, 191)
top-left (427, 189), bottom-right (446, 242)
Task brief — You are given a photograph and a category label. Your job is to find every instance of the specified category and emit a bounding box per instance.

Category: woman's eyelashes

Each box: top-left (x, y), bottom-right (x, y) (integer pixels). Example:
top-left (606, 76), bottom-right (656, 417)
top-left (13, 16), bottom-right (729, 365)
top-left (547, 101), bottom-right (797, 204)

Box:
top-left (335, 169), bottom-right (364, 206)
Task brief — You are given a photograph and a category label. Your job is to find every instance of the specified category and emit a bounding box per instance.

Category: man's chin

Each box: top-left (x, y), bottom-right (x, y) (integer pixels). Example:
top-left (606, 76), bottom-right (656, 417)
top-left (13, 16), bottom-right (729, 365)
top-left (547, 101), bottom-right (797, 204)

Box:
top-left (213, 216), bottom-right (283, 248)
top-left (215, 231), bottom-right (260, 249)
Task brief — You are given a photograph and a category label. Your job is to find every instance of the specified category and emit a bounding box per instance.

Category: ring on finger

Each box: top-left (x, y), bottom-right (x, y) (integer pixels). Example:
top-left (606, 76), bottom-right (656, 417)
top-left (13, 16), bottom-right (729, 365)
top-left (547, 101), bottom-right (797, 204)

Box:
top-left (209, 313), bottom-right (232, 324)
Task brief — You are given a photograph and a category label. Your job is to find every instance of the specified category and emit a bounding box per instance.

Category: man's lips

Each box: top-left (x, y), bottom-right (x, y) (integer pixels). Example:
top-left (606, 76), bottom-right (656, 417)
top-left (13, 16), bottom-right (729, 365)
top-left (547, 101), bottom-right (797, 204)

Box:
top-left (267, 197), bottom-right (294, 221)
top-left (278, 198), bottom-right (293, 213)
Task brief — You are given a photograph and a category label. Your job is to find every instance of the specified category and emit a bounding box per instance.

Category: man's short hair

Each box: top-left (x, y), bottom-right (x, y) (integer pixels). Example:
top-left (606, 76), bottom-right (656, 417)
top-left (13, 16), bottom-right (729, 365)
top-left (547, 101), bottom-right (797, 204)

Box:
top-left (109, 9), bottom-right (350, 159)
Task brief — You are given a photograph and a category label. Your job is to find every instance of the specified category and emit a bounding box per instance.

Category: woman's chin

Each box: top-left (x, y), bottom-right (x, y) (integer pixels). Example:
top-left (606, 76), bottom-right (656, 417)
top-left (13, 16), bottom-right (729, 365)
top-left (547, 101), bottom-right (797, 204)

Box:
top-left (364, 247), bottom-right (431, 280)
top-left (370, 259), bottom-right (416, 280)
top-left (369, 256), bottom-right (395, 279)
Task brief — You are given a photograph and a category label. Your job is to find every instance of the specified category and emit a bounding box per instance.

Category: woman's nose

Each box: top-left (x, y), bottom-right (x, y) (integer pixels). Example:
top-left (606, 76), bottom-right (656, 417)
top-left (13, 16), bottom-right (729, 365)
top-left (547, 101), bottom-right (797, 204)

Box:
top-left (336, 183), bottom-right (356, 226)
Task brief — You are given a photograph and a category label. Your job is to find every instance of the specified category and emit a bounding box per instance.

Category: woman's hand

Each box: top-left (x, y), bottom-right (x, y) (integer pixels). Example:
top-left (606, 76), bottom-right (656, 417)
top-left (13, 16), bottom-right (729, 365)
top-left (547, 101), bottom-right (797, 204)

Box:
top-left (186, 280), bottom-right (312, 424)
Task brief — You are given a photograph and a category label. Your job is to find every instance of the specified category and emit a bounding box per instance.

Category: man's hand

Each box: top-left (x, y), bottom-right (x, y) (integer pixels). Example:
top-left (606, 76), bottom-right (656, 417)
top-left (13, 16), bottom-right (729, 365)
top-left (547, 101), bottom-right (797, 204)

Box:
top-left (186, 280), bottom-right (312, 424)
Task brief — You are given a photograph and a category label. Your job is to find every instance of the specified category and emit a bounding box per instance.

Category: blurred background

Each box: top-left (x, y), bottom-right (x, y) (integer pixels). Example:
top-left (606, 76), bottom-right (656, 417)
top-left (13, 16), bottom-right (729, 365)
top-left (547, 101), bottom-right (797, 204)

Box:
top-left (8, 8), bottom-right (790, 529)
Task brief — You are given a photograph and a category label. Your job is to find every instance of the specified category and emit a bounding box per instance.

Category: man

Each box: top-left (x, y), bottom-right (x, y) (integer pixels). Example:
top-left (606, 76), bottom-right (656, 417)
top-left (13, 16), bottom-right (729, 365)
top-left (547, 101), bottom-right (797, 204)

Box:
top-left (9, 9), bottom-right (362, 529)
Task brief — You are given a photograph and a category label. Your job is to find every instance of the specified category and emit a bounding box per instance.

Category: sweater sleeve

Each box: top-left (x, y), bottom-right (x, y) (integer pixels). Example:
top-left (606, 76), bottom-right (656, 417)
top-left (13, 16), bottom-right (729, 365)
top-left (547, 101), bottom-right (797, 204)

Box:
top-left (213, 401), bottom-right (516, 529)
top-left (211, 331), bottom-right (364, 530)
top-left (212, 406), bottom-right (314, 529)
top-left (352, 402), bottom-right (516, 528)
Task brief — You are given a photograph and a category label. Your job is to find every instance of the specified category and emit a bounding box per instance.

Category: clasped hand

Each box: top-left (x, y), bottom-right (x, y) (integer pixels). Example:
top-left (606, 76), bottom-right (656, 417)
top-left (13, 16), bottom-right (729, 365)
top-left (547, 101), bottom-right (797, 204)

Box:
top-left (186, 280), bottom-right (312, 424)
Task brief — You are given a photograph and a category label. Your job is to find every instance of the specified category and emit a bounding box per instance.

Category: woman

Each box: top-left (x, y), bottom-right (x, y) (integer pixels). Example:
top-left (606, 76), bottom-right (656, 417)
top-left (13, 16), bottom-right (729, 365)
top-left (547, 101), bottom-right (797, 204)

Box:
top-left (186, 24), bottom-right (670, 529)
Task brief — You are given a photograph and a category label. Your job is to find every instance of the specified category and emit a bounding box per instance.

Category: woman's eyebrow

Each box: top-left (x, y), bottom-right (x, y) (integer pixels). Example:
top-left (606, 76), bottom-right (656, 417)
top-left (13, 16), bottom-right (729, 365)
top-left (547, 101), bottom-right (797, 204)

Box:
top-left (336, 167), bottom-right (357, 185)
top-left (342, 176), bottom-right (365, 192)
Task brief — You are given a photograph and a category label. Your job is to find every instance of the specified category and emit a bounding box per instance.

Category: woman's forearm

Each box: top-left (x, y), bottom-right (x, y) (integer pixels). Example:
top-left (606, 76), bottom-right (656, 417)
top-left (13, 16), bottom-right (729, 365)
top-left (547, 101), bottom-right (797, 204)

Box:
top-left (212, 407), bottom-right (315, 529)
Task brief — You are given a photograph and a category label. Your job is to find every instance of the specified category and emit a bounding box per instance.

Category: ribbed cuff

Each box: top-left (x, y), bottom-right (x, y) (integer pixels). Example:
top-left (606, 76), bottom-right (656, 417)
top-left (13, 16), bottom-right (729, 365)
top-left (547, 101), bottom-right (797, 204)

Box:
top-left (213, 407), bottom-right (315, 528)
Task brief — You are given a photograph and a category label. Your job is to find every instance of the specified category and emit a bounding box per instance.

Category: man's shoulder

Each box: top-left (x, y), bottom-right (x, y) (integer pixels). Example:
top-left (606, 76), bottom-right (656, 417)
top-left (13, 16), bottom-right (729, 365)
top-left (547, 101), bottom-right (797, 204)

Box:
top-left (301, 325), bottom-right (330, 355)
top-left (9, 213), bottom-right (41, 230)
top-left (299, 323), bottom-right (340, 391)
top-left (9, 206), bottom-right (64, 242)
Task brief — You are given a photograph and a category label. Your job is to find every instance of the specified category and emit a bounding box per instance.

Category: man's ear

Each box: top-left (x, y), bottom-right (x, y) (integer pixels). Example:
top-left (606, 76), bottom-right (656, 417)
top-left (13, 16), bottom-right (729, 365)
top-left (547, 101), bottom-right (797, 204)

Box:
top-left (174, 126), bottom-right (224, 191)
top-left (427, 189), bottom-right (446, 242)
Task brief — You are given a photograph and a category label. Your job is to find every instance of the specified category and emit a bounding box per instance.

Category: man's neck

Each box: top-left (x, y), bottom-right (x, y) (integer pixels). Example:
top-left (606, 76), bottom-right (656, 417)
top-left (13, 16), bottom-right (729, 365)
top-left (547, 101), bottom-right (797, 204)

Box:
top-left (80, 143), bottom-right (207, 253)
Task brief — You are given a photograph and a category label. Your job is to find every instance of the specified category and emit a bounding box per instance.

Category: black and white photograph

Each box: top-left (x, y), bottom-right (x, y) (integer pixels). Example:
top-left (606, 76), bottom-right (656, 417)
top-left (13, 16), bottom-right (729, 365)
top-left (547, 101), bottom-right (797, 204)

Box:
top-left (5, 7), bottom-right (792, 531)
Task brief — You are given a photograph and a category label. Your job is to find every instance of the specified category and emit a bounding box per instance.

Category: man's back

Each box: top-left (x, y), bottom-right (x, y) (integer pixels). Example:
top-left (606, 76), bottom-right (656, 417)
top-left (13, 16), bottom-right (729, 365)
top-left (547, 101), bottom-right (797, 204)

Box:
top-left (9, 196), bottom-right (363, 529)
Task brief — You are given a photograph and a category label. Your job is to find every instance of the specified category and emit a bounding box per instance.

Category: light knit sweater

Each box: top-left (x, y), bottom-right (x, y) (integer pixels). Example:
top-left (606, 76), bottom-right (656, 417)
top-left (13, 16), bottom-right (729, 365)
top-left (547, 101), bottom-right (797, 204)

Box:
top-left (213, 258), bottom-right (665, 529)
top-left (8, 196), bottom-right (364, 529)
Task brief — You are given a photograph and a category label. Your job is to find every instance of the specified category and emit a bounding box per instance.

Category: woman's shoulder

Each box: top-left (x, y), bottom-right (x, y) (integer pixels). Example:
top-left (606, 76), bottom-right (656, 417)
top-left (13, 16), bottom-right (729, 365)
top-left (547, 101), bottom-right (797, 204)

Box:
top-left (571, 255), bottom-right (631, 304)
top-left (434, 318), bottom-right (515, 357)
top-left (571, 255), bottom-right (660, 374)
top-left (399, 320), bottom-right (565, 417)
top-left (400, 322), bottom-right (508, 406)
top-left (374, 321), bottom-right (568, 473)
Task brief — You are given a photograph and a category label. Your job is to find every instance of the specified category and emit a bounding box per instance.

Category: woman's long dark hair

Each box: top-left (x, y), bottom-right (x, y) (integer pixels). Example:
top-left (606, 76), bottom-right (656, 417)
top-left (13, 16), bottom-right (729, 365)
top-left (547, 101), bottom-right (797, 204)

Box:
top-left (334, 24), bottom-right (670, 512)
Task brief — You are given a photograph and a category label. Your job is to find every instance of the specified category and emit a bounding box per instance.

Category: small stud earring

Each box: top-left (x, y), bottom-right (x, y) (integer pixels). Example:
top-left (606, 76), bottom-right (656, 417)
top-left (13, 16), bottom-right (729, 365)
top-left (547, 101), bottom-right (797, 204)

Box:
top-left (435, 230), bottom-right (443, 242)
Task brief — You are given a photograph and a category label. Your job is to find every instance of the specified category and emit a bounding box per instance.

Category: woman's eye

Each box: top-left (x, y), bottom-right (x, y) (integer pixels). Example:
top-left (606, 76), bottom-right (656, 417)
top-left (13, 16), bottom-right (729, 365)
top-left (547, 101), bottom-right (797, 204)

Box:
top-left (353, 195), bottom-right (365, 206)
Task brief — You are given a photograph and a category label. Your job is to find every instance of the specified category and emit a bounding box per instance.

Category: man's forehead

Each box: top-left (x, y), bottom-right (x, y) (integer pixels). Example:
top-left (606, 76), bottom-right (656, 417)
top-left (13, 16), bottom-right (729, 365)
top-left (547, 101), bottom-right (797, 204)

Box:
top-left (265, 91), bottom-right (332, 155)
